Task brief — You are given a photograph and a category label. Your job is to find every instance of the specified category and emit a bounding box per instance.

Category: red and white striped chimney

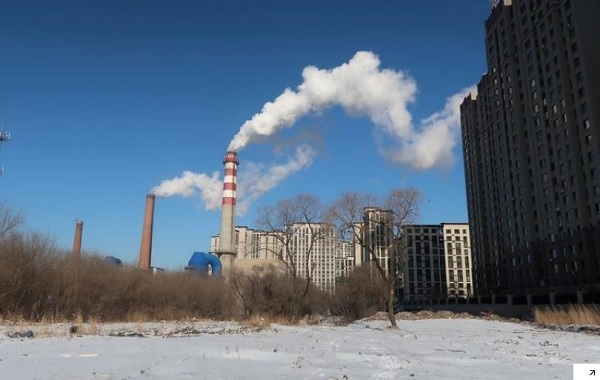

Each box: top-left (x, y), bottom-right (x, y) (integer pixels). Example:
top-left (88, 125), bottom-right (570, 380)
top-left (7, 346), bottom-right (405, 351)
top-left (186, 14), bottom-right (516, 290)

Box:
top-left (138, 193), bottom-right (155, 270)
top-left (219, 151), bottom-right (238, 271)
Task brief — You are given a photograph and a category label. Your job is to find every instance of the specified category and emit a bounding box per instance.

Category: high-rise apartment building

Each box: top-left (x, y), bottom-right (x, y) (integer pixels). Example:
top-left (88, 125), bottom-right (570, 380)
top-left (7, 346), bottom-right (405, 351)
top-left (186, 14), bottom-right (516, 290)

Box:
top-left (358, 207), bottom-right (395, 276)
top-left (461, 0), bottom-right (600, 296)
top-left (404, 223), bottom-right (472, 301)
top-left (404, 225), bottom-right (446, 301)
top-left (335, 240), bottom-right (355, 282)
top-left (442, 224), bottom-right (473, 298)
top-left (355, 207), bottom-right (407, 302)
top-left (290, 222), bottom-right (337, 293)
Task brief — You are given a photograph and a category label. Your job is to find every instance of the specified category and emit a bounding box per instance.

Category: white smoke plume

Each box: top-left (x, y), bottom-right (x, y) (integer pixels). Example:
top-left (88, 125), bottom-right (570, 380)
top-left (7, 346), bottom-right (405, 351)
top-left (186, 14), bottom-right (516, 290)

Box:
top-left (150, 171), bottom-right (223, 210)
top-left (228, 51), bottom-right (417, 152)
top-left (149, 146), bottom-right (316, 216)
top-left (153, 51), bottom-right (475, 213)
top-left (385, 85), bottom-right (477, 170)
top-left (236, 144), bottom-right (316, 215)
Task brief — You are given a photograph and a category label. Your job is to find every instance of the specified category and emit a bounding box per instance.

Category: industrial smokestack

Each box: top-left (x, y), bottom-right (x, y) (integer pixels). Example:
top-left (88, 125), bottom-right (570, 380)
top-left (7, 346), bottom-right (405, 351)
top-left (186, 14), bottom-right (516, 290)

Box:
top-left (138, 194), bottom-right (155, 270)
top-left (218, 151), bottom-right (238, 273)
top-left (72, 219), bottom-right (83, 258)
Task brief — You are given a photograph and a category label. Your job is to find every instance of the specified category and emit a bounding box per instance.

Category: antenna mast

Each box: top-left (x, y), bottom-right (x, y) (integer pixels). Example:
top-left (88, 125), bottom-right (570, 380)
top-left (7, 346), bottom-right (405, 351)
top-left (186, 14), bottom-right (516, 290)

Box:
top-left (0, 130), bottom-right (10, 175)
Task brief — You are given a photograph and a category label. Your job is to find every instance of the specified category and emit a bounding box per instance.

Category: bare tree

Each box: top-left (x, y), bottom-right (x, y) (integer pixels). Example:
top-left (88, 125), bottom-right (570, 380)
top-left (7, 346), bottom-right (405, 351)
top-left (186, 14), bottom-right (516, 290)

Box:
top-left (0, 202), bottom-right (25, 240)
top-left (325, 188), bottom-right (420, 328)
top-left (255, 194), bottom-right (326, 318)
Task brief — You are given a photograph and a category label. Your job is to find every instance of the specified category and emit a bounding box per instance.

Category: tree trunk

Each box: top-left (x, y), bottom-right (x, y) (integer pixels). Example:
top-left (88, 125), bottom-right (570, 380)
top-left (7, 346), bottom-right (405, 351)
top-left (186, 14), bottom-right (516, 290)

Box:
top-left (387, 283), bottom-right (398, 329)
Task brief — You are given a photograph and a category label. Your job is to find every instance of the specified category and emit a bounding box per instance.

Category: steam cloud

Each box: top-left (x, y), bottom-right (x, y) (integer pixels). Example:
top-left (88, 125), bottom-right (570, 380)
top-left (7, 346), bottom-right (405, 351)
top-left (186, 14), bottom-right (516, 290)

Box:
top-left (151, 171), bottom-right (223, 210)
top-left (236, 145), bottom-right (316, 215)
top-left (152, 51), bottom-right (475, 214)
top-left (228, 51), bottom-right (416, 152)
top-left (150, 146), bottom-right (316, 215)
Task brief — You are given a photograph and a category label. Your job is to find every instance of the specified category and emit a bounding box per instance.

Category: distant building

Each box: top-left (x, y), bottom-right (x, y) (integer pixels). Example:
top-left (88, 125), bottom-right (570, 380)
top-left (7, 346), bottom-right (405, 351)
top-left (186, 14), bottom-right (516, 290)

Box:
top-left (211, 223), bottom-right (337, 293)
top-left (335, 241), bottom-right (355, 282)
top-left (210, 227), bottom-right (284, 273)
top-left (354, 207), bottom-right (405, 301)
top-left (358, 207), bottom-right (395, 274)
top-left (290, 222), bottom-right (337, 293)
top-left (461, 0), bottom-right (600, 296)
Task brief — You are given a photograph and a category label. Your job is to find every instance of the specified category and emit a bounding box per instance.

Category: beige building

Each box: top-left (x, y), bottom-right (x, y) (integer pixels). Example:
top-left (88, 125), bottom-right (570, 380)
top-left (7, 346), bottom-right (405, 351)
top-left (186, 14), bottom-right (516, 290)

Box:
top-left (290, 223), bottom-right (337, 293)
top-left (335, 241), bottom-right (355, 282)
top-left (442, 223), bottom-right (473, 298)
top-left (461, 0), bottom-right (600, 297)
top-left (210, 227), bottom-right (283, 273)
top-left (211, 223), bottom-right (338, 293)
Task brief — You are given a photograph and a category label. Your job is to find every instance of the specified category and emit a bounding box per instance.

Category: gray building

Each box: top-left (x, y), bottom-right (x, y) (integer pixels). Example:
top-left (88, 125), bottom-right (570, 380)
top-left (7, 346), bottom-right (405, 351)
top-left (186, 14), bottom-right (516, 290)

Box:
top-left (461, 0), bottom-right (600, 297)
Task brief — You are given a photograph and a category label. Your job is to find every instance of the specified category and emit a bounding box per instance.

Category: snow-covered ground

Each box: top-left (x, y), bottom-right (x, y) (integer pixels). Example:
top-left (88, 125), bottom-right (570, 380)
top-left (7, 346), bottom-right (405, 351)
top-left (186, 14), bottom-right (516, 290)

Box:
top-left (0, 316), bottom-right (598, 379)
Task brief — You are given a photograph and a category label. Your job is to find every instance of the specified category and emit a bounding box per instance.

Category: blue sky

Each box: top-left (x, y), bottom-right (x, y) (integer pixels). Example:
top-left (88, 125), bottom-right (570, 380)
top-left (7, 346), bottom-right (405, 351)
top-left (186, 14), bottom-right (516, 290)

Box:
top-left (1, 0), bottom-right (490, 269)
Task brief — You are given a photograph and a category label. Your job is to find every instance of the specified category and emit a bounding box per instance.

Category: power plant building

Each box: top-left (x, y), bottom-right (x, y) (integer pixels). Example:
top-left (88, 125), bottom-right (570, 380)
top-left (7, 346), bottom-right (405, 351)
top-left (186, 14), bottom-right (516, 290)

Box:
top-left (212, 223), bottom-right (338, 293)
top-left (461, 0), bottom-right (600, 296)
top-left (211, 226), bottom-right (283, 260)
top-left (210, 226), bottom-right (284, 273)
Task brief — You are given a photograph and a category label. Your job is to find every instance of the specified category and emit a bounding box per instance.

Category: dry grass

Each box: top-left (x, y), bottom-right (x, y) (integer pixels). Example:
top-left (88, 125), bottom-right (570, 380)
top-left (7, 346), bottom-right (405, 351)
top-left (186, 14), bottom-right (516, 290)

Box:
top-left (533, 304), bottom-right (600, 326)
top-left (0, 230), bottom-right (237, 322)
top-left (0, 204), bottom-right (378, 326)
top-left (0, 226), bottom-right (335, 325)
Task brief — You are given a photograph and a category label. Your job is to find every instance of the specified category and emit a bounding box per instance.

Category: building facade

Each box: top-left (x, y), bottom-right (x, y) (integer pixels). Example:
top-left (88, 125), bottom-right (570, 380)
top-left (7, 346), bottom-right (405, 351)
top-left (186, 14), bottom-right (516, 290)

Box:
top-left (212, 223), bottom-right (337, 293)
top-left (442, 223), bottom-right (473, 298)
top-left (359, 207), bottom-right (395, 275)
top-left (461, 0), bottom-right (600, 296)
top-left (210, 227), bottom-right (283, 273)
top-left (211, 226), bottom-right (281, 260)
top-left (335, 240), bottom-right (355, 282)
top-left (404, 223), bottom-right (472, 301)
top-left (290, 222), bottom-right (337, 293)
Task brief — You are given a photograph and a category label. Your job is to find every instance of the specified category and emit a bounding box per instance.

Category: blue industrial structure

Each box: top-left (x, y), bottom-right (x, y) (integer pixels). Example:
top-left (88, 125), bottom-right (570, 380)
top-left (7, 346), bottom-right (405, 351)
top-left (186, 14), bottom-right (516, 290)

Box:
top-left (186, 252), bottom-right (222, 276)
top-left (104, 256), bottom-right (123, 266)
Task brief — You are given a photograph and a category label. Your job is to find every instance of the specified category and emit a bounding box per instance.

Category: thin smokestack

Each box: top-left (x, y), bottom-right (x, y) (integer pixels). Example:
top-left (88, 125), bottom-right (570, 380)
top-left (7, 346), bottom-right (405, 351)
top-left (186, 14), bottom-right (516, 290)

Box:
top-left (218, 151), bottom-right (238, 271)
top-left (72, 219), bottom-right (83, 258)
top-left (138, 194), bottom-right (155, 270)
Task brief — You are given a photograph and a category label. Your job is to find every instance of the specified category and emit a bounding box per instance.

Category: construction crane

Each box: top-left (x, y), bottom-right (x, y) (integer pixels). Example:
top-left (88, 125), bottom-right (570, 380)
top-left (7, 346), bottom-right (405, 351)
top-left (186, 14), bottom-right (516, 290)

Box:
top-left (0, 130), bottom-right (10, 175)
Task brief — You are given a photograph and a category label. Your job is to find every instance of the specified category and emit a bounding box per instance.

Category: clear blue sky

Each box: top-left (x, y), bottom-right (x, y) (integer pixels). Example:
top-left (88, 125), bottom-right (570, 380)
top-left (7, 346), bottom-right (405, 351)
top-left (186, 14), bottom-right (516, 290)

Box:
top-left (1, 0), bottom-right (491, 269)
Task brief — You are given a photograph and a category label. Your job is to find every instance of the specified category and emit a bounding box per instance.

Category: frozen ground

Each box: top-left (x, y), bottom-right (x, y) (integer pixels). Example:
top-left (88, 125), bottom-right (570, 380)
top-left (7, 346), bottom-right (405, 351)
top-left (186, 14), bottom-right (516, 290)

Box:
top-left (0, 316), bottom-right (598, 379)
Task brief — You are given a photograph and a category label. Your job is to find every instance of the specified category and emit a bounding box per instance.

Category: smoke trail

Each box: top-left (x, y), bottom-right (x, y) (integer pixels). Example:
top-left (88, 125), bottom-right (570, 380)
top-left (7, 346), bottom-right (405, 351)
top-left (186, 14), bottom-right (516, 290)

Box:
top-left (229, 51), bottom-right (417, 150)
top-left (384, 85), bottom-right (477, 170)
top-left (150, 171), bottom-right (223, 210)
top-left (228, 51), bottom-right (417, 152)
top-left (153, 51), bottom-right (475, 213)
top-left (228, 50), bottom-right (471, 171)
top-left (236, 144), bottom-right (316, 215)
top-left (150, 145), bottom-right (315, 216)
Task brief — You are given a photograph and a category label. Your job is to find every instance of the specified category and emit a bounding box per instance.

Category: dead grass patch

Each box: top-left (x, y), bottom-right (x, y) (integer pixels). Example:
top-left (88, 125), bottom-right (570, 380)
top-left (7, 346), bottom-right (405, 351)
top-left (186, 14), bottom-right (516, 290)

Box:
top-left (534, 304), bottom-right (600, 326)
